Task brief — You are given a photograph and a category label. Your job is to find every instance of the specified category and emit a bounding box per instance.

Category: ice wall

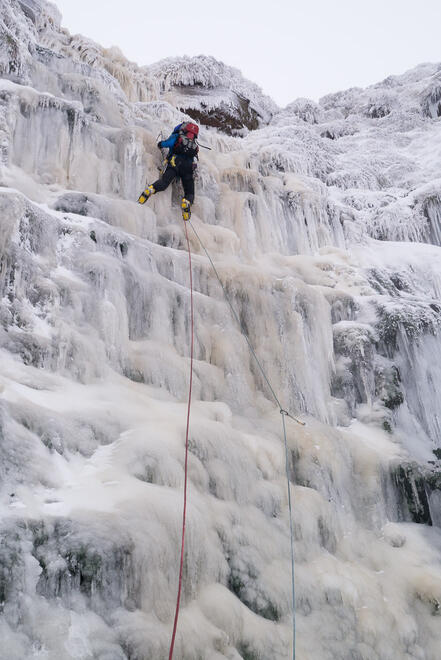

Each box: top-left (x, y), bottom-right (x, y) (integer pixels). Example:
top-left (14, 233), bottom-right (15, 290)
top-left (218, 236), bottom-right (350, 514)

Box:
top-left (0, 1), bottom-right (440, 659)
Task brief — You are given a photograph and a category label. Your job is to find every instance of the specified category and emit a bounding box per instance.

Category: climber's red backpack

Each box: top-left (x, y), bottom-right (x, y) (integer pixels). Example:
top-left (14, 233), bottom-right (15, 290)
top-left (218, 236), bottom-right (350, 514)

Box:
top-left (173, 122), bottom-right (199, 157)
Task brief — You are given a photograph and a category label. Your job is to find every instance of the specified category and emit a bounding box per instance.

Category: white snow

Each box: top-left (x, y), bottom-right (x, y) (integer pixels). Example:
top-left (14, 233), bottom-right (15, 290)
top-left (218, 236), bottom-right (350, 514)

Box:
top-left (0, 1), bottom-right (440, 659)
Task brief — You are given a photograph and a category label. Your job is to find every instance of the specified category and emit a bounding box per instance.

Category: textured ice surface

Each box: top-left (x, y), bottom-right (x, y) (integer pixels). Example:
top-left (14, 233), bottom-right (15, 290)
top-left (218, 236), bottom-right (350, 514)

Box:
top-left (149, 55), bottom-right (278, 134)
top-left (0, 1), bottom-right (440, 659)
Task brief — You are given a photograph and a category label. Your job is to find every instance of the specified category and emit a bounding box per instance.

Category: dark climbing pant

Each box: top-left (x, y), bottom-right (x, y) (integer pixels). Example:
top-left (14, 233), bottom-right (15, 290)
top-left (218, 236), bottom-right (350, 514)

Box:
top-left (152, 156), bottom-right (195, 204)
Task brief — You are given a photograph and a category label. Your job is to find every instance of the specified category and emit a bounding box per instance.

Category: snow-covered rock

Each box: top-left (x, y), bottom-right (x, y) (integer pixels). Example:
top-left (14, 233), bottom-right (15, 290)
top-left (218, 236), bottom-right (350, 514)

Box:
top-left (150, 55), bottom-right (278, 134)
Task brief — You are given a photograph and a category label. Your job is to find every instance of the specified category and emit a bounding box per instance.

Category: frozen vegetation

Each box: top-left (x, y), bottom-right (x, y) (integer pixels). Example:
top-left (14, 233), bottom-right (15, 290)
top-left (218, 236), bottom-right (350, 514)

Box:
top-left (0, 0), bottom-right (440, 658)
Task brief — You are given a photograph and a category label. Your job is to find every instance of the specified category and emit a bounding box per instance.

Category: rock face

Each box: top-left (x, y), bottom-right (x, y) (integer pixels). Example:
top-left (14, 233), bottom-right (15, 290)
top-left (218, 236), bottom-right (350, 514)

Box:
top-left (149, 55), bottom-right (278, 134)
top-left (17, 0), bottom-right (60, 26)
top-left (0, 1), bottom-right (441, 659)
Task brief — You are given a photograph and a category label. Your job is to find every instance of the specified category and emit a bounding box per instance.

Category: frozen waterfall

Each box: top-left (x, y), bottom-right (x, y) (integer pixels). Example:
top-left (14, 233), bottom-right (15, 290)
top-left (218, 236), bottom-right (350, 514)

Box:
top-left (0, 1), bottom-right (440, 659)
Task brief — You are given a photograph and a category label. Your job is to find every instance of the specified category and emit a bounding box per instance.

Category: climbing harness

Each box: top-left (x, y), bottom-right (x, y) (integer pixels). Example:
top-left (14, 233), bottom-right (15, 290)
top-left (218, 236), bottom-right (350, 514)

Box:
top-left (168, 219), bottom-right (194, 660)
top-left (167, 214), bottom-right (304, 660)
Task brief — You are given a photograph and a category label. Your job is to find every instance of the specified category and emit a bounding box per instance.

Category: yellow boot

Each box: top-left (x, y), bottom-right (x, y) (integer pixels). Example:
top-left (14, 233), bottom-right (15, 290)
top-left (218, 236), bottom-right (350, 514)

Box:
top-left (181, 198), bottom-right (191, 221)
top-left (138, 185), bottom-right (155, 204)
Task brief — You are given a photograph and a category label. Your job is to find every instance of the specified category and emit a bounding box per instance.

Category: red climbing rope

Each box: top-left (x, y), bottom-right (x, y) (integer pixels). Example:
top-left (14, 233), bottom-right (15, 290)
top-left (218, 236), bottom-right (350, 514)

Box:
top-left (168, 220), bottom-right (194, 660)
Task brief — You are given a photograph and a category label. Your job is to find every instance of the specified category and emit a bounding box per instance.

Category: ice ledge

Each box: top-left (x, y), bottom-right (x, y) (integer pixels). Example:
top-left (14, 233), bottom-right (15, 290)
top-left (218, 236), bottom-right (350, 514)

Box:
top-left (149, 55), bottom-right (278, 134)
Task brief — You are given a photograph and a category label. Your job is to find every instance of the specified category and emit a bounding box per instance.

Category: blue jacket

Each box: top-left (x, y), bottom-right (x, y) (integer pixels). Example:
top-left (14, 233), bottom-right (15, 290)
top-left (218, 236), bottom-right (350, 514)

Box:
top-left (159, 124), bottom-right (195, 160)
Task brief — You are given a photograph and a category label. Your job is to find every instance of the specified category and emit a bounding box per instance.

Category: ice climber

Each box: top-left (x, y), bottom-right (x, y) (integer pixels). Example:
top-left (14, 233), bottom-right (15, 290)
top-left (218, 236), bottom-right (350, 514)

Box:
top-left (137, 122), bottom-right (199, 221)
